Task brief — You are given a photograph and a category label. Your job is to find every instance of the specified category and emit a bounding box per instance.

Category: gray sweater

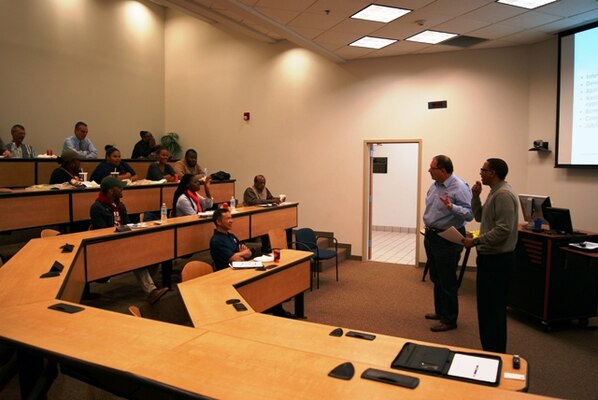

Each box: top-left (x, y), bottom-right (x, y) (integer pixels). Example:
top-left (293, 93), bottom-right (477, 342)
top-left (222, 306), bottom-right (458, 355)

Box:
top-left (472, 181), bottom-right (519, 255)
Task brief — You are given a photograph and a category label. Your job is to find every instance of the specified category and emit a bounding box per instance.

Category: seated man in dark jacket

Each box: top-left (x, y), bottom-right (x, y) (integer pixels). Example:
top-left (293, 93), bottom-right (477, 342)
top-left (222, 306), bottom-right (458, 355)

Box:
top-left (90, 176), bottom-right (168, 304)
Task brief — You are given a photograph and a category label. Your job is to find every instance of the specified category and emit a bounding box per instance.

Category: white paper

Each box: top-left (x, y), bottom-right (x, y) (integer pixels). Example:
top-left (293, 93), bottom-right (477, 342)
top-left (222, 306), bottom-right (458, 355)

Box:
top-left (568, 241), bottom-right (598, 250)
top-left (230, 261), bottom-right (263, 269)
top-left (447, 353), bottom-right (500, 383)
top-left (438, 226), bottom-right (465, 245)
top-left (254, 255), bottom-right (274, 262)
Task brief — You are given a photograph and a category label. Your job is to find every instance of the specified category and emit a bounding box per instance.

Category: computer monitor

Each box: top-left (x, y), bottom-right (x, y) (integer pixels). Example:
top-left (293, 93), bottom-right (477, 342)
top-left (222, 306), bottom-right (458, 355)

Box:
top-left (543, 207), bottom-right (574, 234)
top-left (518, 194), bottom-right (552, 227)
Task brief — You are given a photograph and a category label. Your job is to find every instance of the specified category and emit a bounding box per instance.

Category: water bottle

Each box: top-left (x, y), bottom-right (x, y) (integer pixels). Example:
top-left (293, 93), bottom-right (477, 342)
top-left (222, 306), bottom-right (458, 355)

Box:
top-left (160, 203), bottom-right (168, 223)
top-left (229, 196), bottom-right (236, 211)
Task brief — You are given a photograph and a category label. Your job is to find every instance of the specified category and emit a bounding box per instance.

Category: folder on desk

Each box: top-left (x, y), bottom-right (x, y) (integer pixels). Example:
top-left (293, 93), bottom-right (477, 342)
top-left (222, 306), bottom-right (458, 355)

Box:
top-left (391, 342), bottom-right (502, 386)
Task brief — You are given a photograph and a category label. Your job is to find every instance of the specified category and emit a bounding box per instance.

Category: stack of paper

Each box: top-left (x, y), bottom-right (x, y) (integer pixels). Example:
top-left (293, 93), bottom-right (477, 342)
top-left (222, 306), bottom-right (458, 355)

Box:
top-left (230, 261), bottom-right (263, 269)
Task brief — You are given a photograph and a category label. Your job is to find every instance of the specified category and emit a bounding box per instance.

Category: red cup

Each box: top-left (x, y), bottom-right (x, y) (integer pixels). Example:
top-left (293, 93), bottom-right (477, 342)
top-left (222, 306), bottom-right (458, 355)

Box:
top-left (272, 249), bottom-right (280, 262)
top-left (46, 149), bottom-right (53, 156)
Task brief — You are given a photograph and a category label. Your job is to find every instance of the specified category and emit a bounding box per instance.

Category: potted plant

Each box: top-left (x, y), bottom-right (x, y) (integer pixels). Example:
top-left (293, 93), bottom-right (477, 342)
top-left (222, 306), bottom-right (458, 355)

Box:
top-left (160, 132), bottom-right (181, 160)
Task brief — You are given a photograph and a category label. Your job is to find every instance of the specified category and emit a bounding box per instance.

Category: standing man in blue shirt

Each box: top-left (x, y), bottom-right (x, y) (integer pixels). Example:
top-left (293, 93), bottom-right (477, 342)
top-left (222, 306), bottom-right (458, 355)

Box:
top-left (62, 121), bottom-right (98, 159)
top-left (423, 155), bottom-right (473, 332)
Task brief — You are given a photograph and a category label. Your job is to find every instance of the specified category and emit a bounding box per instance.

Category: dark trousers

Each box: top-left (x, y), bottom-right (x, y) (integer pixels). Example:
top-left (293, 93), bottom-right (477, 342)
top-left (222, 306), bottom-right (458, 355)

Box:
top-left (424, 229), bottom-right (464, 325)
top-left (476, 251), bottom-right (515, 353)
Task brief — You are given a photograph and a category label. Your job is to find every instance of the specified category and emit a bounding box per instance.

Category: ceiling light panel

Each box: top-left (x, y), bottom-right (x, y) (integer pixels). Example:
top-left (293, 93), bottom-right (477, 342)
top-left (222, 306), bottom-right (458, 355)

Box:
top-left (349, 36), bottom-right (397, 49)
top-left (496, 0), bottom-right (557, 10)
top-left (406, 30), bottom-right (458, 44)
top-left (351, 4), bottom-right (412, 23)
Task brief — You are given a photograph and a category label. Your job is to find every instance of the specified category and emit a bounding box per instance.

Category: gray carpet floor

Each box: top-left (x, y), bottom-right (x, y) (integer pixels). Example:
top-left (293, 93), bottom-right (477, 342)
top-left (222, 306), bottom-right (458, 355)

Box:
top-left (2, 258), bottom-right (597, 399)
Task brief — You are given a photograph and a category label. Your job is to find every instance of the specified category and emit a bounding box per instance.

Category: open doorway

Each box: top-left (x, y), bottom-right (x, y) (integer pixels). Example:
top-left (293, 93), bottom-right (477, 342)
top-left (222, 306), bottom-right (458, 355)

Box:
top-left (362, 140), bottom-right (422, 265)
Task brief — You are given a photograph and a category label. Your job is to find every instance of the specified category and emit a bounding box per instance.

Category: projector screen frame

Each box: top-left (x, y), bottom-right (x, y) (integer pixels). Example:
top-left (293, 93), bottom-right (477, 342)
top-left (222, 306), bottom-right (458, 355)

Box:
top-left (555, 19), bottom-right (598, 169)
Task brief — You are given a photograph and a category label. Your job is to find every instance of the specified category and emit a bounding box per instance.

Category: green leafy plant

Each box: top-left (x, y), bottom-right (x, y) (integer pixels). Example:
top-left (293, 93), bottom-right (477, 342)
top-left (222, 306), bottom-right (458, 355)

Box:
top-left (160, 132), bottom-right (182, 160)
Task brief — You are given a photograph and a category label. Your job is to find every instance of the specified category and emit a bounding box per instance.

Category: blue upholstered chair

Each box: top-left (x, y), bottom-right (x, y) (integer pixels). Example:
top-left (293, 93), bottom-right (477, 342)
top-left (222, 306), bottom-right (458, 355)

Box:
top-left (295, 228), bottom-right (338, 289)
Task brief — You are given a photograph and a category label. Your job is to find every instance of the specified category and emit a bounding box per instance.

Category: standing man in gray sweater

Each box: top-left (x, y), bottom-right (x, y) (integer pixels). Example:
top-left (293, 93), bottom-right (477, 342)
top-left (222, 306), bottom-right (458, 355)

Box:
top-left (463, 158), bottom-right (518, 353)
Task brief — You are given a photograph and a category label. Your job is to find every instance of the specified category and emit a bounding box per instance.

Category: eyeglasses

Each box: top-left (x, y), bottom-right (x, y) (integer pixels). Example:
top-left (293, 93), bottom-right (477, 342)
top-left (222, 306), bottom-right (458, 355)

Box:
top-left (480, 168), bottom-right (492, 173)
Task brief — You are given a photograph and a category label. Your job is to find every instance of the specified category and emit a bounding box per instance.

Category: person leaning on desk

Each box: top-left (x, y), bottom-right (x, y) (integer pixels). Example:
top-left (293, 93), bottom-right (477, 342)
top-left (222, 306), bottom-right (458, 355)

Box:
top-left (146, 146), bottom-right (178, 182)
top-left (5, 124), bottom-right (35, 158)
top-left (89, 176), bottom-right (168, 304)
top-left (0, 138), bottom-right (10, 157)
top-left (243, 175), bottom-right (281, 206)
top-left (90, 145), bottom-right (138, 183)
top-left (49, 149), bottom-right (83, 184)
top-left (172, 173), bottom-right (213, 217)
top-left (131, 130), bottom-right (158, 159)
top-left (62, 121), bottom-right (98, 159)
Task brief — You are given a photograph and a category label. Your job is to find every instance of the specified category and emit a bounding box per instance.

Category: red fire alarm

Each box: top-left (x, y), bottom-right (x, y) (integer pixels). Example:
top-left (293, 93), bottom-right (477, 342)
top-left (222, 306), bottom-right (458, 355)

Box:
top-left (243, 112), bottom-right (250, 121)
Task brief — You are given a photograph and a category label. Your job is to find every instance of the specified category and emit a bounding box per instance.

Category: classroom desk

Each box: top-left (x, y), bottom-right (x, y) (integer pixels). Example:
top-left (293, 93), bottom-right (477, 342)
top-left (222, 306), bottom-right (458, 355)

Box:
top-left (0, 205), bottom-right (544, 399)
top-left (0, 180), bottom-right (235, 233)
top-left (0, 158), bottom-right (175, 188)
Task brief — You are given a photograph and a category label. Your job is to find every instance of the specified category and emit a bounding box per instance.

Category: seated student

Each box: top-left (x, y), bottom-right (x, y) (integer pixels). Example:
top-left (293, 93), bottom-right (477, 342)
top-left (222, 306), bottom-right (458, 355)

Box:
top-left (62, 121), bottom-right (98, 159)
top-left (209, 208), bottom-right (294, 317)
top-left (146, 146), bottom-right (178, 182)
top-left (172, 174), bottom-right (213, 217)
top-left (131, 130), bottom-right (158, 159)
top-left (49, 150), bottom-right (82, 184)
top-left (90, 176), bottom-right (168, 304)
top-left (243, 175), bottom-right (281, 206)
top-left (5, 124), bottom-right (35, 158)
top-left (173, 149), bottom-right (203, 178)
top-left (0, 138), bottom-right (9, 157)
top-left (90, 145), bottom-right (137, 183)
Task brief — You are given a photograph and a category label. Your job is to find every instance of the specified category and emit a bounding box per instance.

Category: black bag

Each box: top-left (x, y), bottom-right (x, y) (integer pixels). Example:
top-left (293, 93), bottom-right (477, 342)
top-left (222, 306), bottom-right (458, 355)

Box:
top-left (210, 171), bottom-right (231, 181)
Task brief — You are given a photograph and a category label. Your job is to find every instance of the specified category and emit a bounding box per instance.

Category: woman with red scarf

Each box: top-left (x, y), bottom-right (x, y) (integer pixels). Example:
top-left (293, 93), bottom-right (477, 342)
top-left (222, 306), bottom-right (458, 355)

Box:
top-left (172, 174), bottom-right (213, 216)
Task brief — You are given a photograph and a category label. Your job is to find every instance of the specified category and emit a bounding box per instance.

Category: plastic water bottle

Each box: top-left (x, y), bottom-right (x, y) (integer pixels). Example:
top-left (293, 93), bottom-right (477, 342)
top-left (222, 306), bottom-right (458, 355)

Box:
top-left (229, 196), bottom-right (236, 211)
top-left (160, 203), bottom-right (168, 223)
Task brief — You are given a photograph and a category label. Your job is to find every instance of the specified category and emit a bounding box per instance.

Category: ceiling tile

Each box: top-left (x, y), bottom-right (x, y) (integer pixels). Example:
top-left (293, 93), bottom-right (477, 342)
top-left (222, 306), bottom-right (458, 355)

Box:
top-left (500, 10), bottom-right (563, 29)
top-left (462, 2), bottom-right (528, 23)
top-left (288, 12), bottom-right (345, 30)
top-left (254, 0), bottom-right (317, 12)
top-left (255, 7), bottom-right (300, 24)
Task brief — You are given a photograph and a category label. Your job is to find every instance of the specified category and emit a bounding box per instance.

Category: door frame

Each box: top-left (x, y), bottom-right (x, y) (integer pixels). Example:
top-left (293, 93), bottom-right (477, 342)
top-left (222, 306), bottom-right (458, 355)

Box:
top-left (362, 139), bottom-right (423, 264)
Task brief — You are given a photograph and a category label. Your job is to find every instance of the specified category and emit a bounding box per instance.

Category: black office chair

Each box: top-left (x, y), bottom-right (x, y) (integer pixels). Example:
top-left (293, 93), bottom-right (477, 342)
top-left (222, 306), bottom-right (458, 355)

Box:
top-left (295, 228), bottom-right (338, 289)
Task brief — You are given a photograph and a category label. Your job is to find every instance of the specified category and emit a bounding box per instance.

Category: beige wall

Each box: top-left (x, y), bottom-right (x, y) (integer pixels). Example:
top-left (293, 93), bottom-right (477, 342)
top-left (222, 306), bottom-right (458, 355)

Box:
top-left (164, 9), bottom-right (563, 258)
top-left (3, 2), bottom-right (597, 259)
top-left (0, 0), bottom-right (165, 157)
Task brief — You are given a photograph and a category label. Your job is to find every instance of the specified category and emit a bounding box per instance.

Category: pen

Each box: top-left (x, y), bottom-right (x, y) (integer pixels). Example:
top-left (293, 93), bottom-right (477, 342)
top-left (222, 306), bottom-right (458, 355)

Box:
top-left (473, 365), bottom-right (479, 377)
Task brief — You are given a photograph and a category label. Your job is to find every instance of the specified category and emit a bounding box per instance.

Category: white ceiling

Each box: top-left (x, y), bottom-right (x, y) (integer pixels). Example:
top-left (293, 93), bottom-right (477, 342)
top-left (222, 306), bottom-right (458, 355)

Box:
top-left (160, 0), bottom-right (598, 62)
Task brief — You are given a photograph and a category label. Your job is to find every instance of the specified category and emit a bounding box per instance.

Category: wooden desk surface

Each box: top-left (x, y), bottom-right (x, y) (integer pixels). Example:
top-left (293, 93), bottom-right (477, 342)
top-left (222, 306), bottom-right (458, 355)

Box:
top-left (179, 249), bottom-right (311, 326)
top-left (0, 180), bottom-right (235, 232)
top-left (0, 205), bottom-right (548, 399)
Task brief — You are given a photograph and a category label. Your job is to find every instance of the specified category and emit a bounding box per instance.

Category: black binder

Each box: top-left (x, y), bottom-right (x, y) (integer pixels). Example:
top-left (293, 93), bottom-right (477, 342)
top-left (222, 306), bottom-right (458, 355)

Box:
top-left (391, 342), bottom-right (502, 386)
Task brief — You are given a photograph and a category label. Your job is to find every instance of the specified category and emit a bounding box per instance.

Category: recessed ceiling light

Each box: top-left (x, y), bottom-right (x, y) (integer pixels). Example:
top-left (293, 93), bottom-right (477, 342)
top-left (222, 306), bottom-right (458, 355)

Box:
top-left (406, 30), bottom-right (458, 44)
top-left (351, 4), bottom-right (411, 23)
top-left (350, 36), bottom-right (397, 49)
top-left (496, 0), bottom-right (557, 9)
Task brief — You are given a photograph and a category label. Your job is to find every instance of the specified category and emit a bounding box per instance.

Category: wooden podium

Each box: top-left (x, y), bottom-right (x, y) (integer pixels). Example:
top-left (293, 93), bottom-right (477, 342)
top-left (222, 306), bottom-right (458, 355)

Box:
top-left (508, 227), bottom-right (598, 329)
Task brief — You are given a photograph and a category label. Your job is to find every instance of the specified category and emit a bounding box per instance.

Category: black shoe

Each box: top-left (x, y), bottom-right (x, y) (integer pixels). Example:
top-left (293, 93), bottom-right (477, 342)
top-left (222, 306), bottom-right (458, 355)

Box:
top-left (430, 322), bottom-right (457, 332)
